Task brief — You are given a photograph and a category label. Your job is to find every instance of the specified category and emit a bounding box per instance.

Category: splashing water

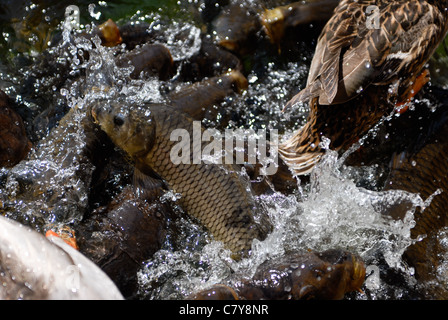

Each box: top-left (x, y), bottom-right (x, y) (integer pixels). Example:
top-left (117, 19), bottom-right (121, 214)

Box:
top-left (136, 142), bottom-right (426, 299)
top-left (49, 20), bottom-right (427, 300)
top-left (0, 15), bottom-right (166, 230)
top-left (2, 1), bottom-right (446, 300)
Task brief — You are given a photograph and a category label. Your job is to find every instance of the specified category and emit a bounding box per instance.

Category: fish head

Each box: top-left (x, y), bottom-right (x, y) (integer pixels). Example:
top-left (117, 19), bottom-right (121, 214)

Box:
top-left (90, 99), bottom-right (156, 159)
top-left (290, 249), bottom-right (366, 299)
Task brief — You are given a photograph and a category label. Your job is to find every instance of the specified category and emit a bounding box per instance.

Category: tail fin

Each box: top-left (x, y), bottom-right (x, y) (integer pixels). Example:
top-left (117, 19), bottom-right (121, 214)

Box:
top-left (228, 70), bottom-right (248, 93)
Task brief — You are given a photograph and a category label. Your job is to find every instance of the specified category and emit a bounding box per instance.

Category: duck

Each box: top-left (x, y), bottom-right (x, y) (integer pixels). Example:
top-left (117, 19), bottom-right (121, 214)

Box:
top-left (0, 215), bottom-right (123, 300)
top-left (279, 0), bottom-right (448, 175)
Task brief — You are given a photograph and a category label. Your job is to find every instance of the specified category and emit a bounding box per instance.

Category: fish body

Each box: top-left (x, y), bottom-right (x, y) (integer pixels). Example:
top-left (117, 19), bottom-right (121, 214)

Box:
top-left (115, 43), bottom-right (174, 80)
top-left (212, 3), bottom-right (261, 55)
top-left (236, 249), bottom-right (365, 300)
top-left (91, 101), bottom-right (270, 256)
top-left (0, 90), bottom-right (32, 168)
top-left (386, 118), bottom-right (448, 298)
top-left (168, 70), bottom-right (248, 122)
top-left (261, 0), bottom-right (340, 47)
top-left (190, 249), bottom-right (366, 300)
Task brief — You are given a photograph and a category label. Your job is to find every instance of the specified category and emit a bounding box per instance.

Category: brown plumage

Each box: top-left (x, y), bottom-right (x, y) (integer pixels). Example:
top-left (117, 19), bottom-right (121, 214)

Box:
top-left (280, 0), bottom-right (448, 175)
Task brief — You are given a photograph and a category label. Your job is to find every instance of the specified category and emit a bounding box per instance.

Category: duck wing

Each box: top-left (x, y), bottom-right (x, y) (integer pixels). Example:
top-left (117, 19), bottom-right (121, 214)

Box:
top-left (285, 0), bottom-right (447, 108)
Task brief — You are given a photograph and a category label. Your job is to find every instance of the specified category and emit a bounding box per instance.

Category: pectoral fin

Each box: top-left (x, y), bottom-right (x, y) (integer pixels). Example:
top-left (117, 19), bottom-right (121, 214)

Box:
top-left (133, 162), bottom-right (168, 201)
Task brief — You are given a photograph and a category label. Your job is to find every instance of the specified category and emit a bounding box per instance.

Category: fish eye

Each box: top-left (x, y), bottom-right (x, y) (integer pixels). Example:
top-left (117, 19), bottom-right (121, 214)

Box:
top-left (113, 114), bottom-right (125, 126)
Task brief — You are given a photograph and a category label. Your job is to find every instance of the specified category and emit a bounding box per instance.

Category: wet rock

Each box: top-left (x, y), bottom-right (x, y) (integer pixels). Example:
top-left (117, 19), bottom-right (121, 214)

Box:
top-left (76, 186), bottom-right (173, 299)
top-left (190, 249), bottom-right (366, 300)
top-left (0, 90), bottom-right (32, 168)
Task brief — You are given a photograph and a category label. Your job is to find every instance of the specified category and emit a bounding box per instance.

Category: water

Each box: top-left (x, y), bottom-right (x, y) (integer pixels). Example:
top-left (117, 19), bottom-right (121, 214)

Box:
top-left (1, 0), bottom-right (448, 300)
top-left (136, 146), bottom-right (425, 300)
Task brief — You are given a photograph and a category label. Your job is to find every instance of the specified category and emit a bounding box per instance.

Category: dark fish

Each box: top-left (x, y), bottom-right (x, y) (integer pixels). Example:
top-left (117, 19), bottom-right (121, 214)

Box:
top-left (168, 70), bottom-right (248, 122)
top-left (118, 22), bottom-right (158, 50)
top-left (76, 185), bottom-right (172, 298)
top-left (190, 249), bottom-right (366, 300)
top-left (115, 43), bottom-right (174, 80)
top-left (385, 119), bottom-right (448, 298)
top-left (261, 0), bottom-right (340, 47)
top-left (179, 36), bottom-right (243, 82)
top-left (212, 3), bottom-right (261, 55)
top-left (0, 90), bottom-right (32, 168)
top-left (91, 101), bottom-right (271, 257)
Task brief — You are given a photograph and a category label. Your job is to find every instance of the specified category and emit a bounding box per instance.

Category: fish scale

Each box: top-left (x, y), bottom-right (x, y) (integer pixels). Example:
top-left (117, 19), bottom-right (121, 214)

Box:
top-left (92, 102), bottom-right (270, 256)
top-left (385, 121), bottom-right (448, 298)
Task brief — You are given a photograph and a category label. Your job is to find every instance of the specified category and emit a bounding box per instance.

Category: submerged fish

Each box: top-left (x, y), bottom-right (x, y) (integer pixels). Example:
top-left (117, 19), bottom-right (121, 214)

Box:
top-left (0, 90), bottom-right (32, 168)
top-left (90, 100), bottom-right (270, 257)
top-left (76, 185), bottom-right (172, 298)
top-left (115, 43), bottom-right (174, 80)
top-left (212, 3), bottom-right (261, 55)
top-left (261, 0), bottom-right (339, 47)
top-left (386, 118), bottom-right (448, 298)
top-left (168, 70), bottom-right (248, 122)
top-left (190, 249), bottom-right (366, 300)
